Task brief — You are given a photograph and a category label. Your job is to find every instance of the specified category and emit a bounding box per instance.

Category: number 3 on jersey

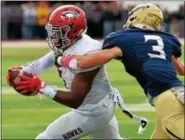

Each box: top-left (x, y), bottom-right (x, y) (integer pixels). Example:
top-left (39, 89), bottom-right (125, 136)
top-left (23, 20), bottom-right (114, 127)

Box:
top-left (144, 35), bottom-right (166, 60)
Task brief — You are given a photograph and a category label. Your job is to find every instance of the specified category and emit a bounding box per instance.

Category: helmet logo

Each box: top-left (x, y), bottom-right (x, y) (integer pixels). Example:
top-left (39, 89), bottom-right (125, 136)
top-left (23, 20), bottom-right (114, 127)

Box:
top-left (61, 11), bottom-right (79, 20)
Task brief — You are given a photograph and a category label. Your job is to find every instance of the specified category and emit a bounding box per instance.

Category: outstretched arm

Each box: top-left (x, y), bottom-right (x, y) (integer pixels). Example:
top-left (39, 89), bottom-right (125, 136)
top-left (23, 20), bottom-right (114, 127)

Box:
top-left (6, 52), bottom-right (55, 86)
top-left (23, 51), bottom-right (55, 75)
top-left (58, 47), bottom-right (123, 69)
top-left (172, 55), bottom-right (184, 76)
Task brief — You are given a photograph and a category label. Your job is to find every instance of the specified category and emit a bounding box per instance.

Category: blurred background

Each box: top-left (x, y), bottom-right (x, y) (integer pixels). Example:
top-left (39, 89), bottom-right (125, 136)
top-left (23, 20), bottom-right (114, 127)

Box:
top-left (1, 1), bottom-right (184, 40)
top-left (1, 1), bottom-right (184, 139)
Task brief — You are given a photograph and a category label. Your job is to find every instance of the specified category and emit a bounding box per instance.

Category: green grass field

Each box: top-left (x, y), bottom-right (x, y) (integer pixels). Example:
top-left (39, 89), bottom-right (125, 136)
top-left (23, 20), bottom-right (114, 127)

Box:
top-left (2, 46), bottom-right (184, 139)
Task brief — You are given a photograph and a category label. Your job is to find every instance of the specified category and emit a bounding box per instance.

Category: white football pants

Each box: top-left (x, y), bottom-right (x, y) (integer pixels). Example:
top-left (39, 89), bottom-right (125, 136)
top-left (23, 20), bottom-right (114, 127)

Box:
top-left (35, 98), bottom-right (122, 139)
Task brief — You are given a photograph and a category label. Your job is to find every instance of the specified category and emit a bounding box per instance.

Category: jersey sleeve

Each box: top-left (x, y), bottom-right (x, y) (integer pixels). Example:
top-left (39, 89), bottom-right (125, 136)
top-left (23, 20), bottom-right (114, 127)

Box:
top-left (172, 37), bottom-right (182, 58)
top-left (23, 51), bottom-right (55, 75)
top-left (103, 32), bottom-right (124, 60)
top-left (102, 32), bottom-right (119, 50)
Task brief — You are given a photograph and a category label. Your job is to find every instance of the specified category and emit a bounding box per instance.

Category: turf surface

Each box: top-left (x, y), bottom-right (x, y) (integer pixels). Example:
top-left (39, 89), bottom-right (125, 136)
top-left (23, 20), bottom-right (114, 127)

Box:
top-left (2, 46), bottom-right (184, 139)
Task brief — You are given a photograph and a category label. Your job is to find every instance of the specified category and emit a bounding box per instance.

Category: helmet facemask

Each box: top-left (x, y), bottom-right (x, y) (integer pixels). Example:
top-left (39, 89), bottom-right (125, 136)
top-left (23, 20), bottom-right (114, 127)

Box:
top-left (45, 23), bottom-right (71, 53)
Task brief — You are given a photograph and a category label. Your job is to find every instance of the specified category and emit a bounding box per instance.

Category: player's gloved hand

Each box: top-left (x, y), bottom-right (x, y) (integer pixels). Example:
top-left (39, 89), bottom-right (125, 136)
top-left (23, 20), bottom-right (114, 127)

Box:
top-left (14, 73), bottom-right (46, 94)
top-left (6, 66), bottom-right (23, 87)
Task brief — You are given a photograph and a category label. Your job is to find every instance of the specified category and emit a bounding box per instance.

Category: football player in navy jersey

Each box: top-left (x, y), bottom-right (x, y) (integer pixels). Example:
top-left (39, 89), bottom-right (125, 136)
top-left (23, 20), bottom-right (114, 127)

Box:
top-left (56, 3), bottom-right (185, 139)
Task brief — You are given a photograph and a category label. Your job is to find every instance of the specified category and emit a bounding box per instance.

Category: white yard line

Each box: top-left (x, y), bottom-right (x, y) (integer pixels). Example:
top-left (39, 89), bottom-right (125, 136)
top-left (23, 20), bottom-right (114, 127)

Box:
top-left (2, 87), bottom-right (155, 112)
top-left (3, 120), bottom-right (155, 128)
top-left (2, 88), bottom-right (18, 94)
top-left (2, 40), bottom-right (47, 48)
top-left (2, 87), bottom-right (68, 94)
top-left (126, 103), bottom-right (155, 112)
top-left (2, 120), bottom-right (156, 128)
top-left (2, 123), bottom-right (49, 128)
top-left (2, 120), bottom-right (155, 128)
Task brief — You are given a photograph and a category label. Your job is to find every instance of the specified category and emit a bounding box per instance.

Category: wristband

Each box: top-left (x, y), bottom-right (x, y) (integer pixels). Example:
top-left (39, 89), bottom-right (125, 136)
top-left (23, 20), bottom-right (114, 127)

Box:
top-left (62, 55), bottom-right (73, 68)
top-left (69, 58), bottom-right (78, 69)
top-left (39, 86), bottom-right (57, 99)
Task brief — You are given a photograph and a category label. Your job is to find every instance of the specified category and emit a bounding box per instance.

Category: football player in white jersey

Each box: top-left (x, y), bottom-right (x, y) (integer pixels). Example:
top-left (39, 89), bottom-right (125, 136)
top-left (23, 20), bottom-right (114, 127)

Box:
top-left (7, 5), bottom-right (147, 139)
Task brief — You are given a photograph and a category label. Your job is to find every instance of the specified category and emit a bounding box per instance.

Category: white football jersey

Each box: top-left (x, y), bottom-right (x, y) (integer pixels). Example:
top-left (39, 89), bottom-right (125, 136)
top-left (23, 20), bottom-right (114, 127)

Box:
top-left (23, 34), bottom-right (114, 115)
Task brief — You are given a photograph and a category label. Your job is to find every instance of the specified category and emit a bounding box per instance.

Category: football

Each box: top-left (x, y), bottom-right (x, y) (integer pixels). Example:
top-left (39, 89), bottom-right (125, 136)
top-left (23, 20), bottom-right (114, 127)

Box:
top-left (9, 69), bottom-right (37, 96)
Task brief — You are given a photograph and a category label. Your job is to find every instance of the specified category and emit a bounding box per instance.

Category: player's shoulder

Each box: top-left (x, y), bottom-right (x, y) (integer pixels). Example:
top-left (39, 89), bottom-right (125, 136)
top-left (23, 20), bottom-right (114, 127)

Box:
top-left (66, 34), bottom-right (102, 55)
top-left (82, 34), bottom-right (102, 49)
top-left (150, 30), bottom-right (181, 48)
top-left (109, 29), bottom-right (181, 46)
top-left (104, 29), bottom-right (139, 43)
top-left (106, 30), bottom-right (128, 39)
top-left (103, 30), bottom-right (132, 49)
top-left (162, 31), bottom-right (181, 45)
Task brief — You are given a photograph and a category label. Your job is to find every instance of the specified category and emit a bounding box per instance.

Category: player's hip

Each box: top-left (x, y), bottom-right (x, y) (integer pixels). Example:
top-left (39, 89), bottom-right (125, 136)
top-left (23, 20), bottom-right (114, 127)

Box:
top-left (153, 86), bottom-right (184, 118)
top-left (39, 109), bottom-right (116, 139)
top-left (147, 84), bottom-right (183, 104)
top-left (152, 86), bottom-right (184, 139)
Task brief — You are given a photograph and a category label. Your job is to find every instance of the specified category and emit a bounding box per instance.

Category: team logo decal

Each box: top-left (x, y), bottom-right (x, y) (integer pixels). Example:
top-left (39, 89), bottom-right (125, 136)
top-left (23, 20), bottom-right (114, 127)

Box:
top-left (61, 11), bottom-right (79, 19)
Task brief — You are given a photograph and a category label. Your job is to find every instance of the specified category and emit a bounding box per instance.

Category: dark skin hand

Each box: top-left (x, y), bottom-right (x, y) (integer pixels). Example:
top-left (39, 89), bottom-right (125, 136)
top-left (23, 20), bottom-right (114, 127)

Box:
top-left (53, 68), bottom-right (100, 109)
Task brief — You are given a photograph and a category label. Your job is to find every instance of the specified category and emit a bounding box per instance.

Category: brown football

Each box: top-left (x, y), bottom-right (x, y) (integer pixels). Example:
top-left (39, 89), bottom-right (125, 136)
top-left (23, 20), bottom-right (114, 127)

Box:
top-left (9, 69), bottom-right (37, 96)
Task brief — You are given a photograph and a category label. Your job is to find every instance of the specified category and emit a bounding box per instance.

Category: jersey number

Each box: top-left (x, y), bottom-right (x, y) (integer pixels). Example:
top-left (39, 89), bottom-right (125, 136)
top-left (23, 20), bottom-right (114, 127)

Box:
top-left (144, 35), bottom-right (166, 60)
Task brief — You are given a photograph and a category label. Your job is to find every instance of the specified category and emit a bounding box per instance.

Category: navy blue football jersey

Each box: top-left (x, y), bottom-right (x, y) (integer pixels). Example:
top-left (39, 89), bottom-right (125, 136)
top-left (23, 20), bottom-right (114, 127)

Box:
top-left (103, 29), bottom-right (183, 98)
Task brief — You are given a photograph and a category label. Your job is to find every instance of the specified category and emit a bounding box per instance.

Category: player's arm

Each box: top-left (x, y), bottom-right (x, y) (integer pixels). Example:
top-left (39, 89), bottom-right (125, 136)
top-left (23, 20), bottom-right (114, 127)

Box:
top-left (172, 55), bottom-right (184, 76)
top-left (53, 68), bottom-right (99, 108)
top-left (171, 37), bottom-right (184, 76)
top-left (22, 51), bottom-right (55, 75)
top-left (57, 47), bottom-right (123, 69)
top-left (7, 52), bottom-right (55, 77)
top-left (6, 52), bottom-right (55, 86)
top-left (15, 68), bottom-right (99, 109)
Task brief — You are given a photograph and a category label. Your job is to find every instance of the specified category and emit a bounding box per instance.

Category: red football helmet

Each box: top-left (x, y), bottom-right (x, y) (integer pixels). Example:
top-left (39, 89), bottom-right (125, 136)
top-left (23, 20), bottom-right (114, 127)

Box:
top-left (45, 5), bottom-right (87, 52)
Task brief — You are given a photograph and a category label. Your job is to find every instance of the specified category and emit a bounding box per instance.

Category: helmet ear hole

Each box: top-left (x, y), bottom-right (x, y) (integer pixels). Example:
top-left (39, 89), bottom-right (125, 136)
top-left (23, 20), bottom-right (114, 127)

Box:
top-left (130, 17), bottom-right (135, 21)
